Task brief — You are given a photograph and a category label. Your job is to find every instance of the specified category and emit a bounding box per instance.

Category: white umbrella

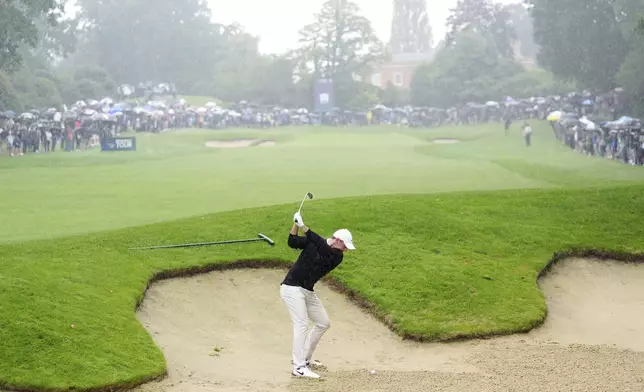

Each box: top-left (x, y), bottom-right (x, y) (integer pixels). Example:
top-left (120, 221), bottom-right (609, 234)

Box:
top-left (196, 107), bottom-right (208, 114)
top-left (579, 117), bottom-right (597, 131)
top-left (205, 102), bottom-right (217, 109)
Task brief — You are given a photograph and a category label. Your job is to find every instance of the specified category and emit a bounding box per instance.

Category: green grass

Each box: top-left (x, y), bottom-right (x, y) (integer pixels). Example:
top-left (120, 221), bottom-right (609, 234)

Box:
top-left (1, 122), bottom-right (644, 391)
top-left (2, 124), bottom-right (644, 244)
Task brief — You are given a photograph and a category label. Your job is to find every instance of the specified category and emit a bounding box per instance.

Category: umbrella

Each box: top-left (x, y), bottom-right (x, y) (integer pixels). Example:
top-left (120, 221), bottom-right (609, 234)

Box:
top-left (92, 112), bottom-right (110, 121)
top-left (196, 107), bottom-right (208, 114)
top-left (205, 102), bottom-right (217, 109)
top-left (547, 111), bottom-right (563, 122)
top-left (113, 102), bottom-right (132, 110)
top-left (18, 112), bottom-right (36, 120)
top-left (579, 117), bottom-right (597, 131)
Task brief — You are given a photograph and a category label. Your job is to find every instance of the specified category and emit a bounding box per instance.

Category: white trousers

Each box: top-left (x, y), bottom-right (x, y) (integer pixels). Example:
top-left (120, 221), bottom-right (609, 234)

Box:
top-left (280, 284), bottom-right (331, 368)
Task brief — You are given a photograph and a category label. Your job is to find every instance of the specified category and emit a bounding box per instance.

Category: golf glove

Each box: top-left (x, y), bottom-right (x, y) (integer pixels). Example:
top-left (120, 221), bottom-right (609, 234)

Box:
top-left (294, 212), bottom-right (305, 228)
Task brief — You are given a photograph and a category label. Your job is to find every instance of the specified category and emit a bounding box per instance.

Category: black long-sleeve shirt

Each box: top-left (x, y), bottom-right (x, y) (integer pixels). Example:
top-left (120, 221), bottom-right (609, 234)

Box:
top-left (281, 229), bottom-right (344, 292)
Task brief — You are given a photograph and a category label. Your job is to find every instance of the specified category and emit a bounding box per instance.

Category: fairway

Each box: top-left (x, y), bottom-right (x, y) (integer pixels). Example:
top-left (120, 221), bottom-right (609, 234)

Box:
top-left (2, 123), bottom-right (644, 392)
top-left (2, 123), bottom-right (644, 244)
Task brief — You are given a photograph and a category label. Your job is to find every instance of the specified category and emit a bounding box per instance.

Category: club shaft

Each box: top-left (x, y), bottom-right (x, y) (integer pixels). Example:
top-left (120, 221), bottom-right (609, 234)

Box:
top-left (298, 193), bottom-right (312, 213)
top-left (130, 238), bottom-right (264, 250)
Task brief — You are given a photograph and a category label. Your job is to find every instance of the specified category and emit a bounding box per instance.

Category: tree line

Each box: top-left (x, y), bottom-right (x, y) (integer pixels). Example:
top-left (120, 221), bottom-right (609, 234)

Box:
top-left (1, 0), bottom-right (644, 114)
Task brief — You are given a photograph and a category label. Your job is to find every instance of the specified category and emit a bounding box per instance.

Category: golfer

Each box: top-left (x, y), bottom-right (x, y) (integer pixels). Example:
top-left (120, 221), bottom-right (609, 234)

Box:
top-left (280, 211), bottom-right (355, 379)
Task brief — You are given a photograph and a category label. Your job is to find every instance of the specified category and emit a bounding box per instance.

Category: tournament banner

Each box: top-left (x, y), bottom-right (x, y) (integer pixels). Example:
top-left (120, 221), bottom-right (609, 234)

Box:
top-left (101, 137), bottom-right (137, 152)
top-left (314, 79), bottom-right (335, 113)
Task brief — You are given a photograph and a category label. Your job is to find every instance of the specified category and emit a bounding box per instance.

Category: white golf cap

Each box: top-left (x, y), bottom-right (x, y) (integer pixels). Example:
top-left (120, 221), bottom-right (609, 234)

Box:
top-left (333, 229), bottom-right (355, 250)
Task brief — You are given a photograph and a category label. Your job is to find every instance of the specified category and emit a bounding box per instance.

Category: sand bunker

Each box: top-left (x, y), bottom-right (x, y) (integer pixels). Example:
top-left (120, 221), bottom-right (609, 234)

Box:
top-left (432, 139), bottom-right (460, 144)
top-left (135, 258), bottom-right (644, 392)
top-left (205, 139), bottom-right (257, 148)
top-left (257, 140), bottom-right (276, 147)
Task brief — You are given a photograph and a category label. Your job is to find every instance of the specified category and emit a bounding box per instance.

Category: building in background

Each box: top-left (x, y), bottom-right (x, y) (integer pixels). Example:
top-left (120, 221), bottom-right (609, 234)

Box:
top-left (370, 52), bottom-right (435, 90)
top-left (371, 0), bottom-right (435, 91)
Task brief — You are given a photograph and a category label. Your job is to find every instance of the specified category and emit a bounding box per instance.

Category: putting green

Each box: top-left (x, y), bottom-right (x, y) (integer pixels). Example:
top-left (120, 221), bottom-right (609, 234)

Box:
top-left (1, 123), bottom-right (644, 391)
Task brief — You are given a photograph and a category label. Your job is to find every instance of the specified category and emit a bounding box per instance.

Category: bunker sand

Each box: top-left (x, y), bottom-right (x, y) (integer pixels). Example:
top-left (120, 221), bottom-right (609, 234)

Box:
top-left (135, 258), bottom-right (644, 392)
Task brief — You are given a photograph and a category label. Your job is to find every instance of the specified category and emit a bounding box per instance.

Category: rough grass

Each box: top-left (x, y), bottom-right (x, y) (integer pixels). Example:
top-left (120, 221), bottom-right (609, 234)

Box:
top-left (1, 122), bottom-right (644, 391)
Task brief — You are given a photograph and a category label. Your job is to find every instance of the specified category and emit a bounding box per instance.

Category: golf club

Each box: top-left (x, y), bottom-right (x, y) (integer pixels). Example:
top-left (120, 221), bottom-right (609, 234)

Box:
top-left (129, 233), bottom-right (275, 251)
top-left (297, 192), bottom-right (314, 214)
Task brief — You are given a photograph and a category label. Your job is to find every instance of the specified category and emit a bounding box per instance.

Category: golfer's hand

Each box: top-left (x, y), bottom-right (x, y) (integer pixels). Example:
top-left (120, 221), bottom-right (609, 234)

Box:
top-left (294, 212), bottom-right (305, 228)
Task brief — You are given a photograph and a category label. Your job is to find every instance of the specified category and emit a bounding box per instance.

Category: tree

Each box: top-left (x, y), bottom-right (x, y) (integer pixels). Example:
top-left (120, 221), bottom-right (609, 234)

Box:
top-left (390, 0), bottom-right (433, 54)
top-left (527, 0), bottom-right (629, 90)
top-left (0, 71), bottom-right (23, 111)
top-left (76, 0), bottom-right (222, 89)
top-left (411, 30), bottom-right (522, 108)
top-left (506, 3), bottom-right (538, 60)
top-left (295, 0), bottom-right (385, 108)
top-left (446, 0), bottom-right (517, 57)
top-left (0, 0), bottom-right (63, 70)
top-left (381, 82), bottom-right (409, 107)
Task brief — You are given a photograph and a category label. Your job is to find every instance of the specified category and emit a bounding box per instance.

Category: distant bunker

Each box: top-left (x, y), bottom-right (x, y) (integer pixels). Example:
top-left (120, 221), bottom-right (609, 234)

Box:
top-left (432, 139), bottom-right (460, 145)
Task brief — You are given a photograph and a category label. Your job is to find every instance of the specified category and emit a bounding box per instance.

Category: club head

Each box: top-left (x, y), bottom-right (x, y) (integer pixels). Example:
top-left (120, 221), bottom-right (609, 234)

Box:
top-left (307, 192), bottom-right (313, 200)
top-left (258, 233), bottom-right (275, 246)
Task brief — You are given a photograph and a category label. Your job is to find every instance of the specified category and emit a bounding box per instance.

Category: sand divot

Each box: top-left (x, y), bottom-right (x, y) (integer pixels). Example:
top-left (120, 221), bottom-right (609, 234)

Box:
top-left (432, 139), bottom-right (460, 144)
top-left (135, 259), bottom-right (644, 392)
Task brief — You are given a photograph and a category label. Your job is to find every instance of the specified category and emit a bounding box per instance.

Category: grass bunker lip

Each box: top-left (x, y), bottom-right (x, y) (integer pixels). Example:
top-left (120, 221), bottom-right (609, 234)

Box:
top-left (133, 255), bottom-right (644, 392)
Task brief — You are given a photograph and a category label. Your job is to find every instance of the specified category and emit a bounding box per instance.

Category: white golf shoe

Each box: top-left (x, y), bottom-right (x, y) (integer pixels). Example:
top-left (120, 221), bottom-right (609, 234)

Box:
top-left (292, 359), bottom-right (326, 370)
top-left (292, 365), bottom-right (320, 379)
top-left (307, 359), bottom-right (326, 370)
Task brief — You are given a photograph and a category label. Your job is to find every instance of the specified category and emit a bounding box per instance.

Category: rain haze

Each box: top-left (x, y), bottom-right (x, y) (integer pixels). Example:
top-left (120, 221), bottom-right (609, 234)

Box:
top-left (208, 0), bottom-right (521, 53)
top-left (2, 1), bottom-right (644, 392)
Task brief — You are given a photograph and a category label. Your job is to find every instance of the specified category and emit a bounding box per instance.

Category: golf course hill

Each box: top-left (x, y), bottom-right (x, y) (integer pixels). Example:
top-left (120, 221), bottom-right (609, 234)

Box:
top-left (1, 186), bottom-right (644, 391)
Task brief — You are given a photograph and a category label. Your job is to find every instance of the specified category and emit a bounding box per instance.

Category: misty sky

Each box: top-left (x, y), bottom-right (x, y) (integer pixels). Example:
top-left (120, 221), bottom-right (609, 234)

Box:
top-left (207, 0), bottom-right (520, 54)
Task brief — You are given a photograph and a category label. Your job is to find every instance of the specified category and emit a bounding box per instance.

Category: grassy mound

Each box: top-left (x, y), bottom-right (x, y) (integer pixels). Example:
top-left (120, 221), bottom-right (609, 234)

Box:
top-left (1, 186), bottom-right (644, 391)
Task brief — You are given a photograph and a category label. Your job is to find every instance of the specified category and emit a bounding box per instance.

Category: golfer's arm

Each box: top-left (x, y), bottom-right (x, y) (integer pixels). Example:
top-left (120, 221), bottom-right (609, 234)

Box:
top-left (288, 224), bottom-right (309, 249)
